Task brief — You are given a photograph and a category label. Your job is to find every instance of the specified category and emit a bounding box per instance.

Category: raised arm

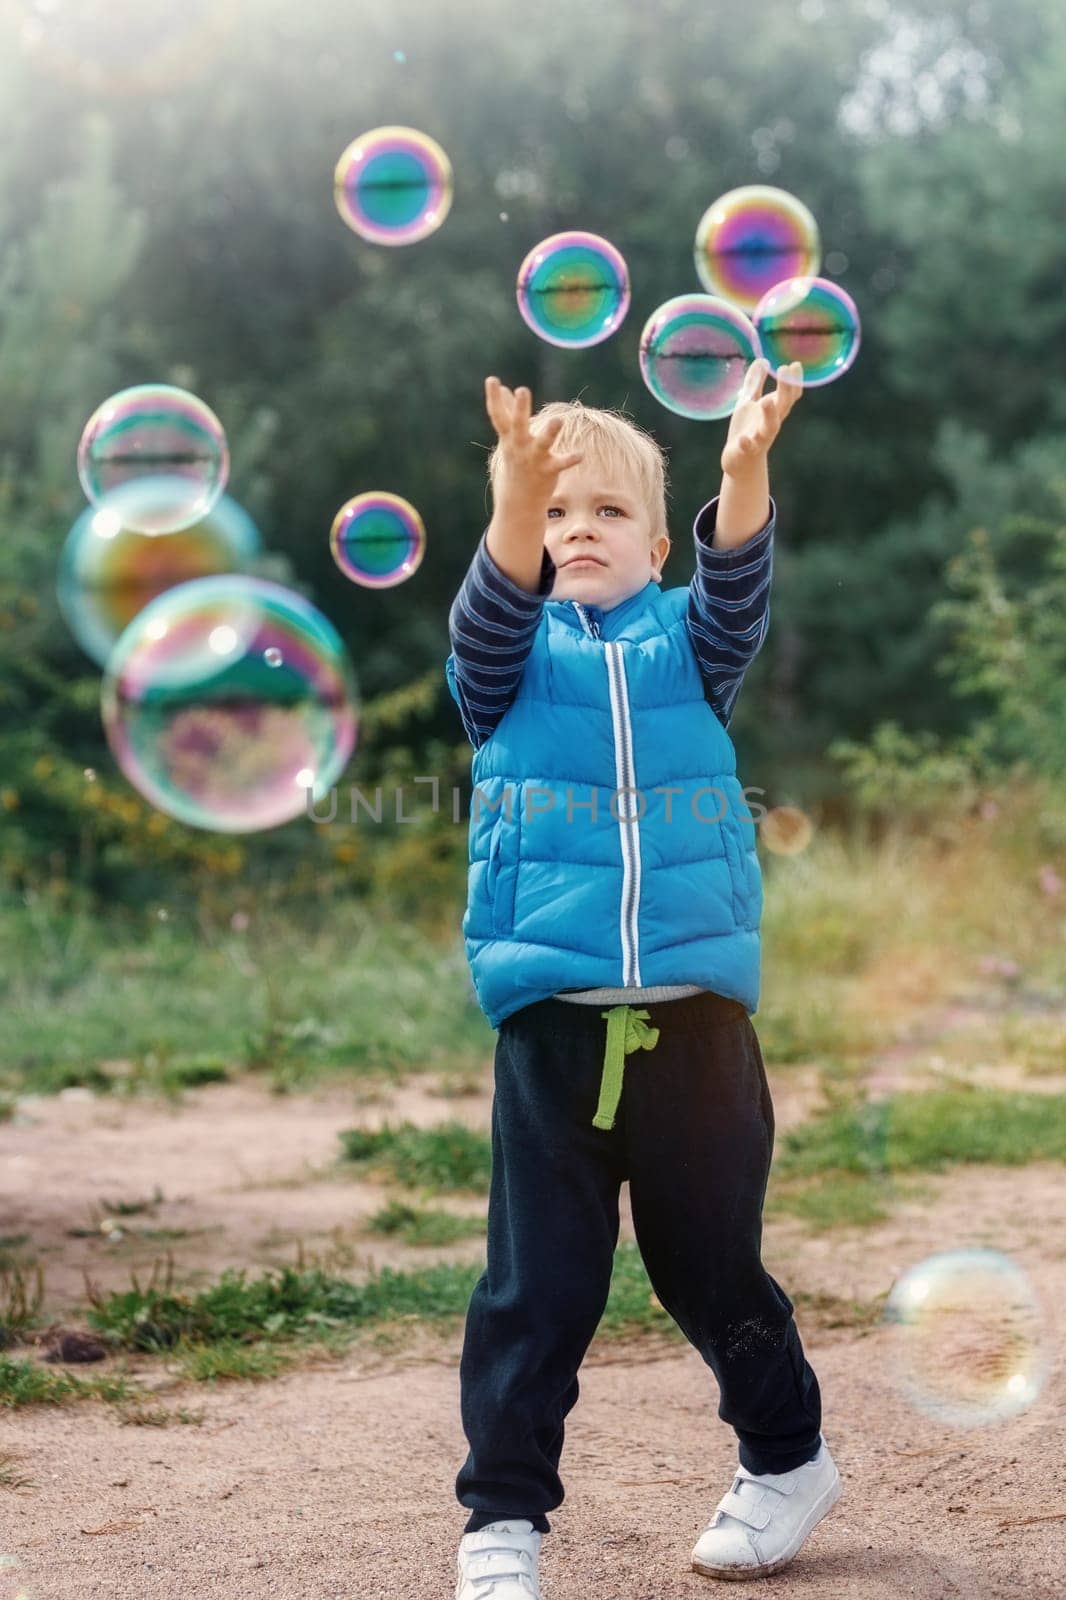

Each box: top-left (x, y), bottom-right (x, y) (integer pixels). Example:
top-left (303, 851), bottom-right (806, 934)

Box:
top-left (483, 377), bottom-right (584, 590)
top-left (686, 358), bottom-right (802, 727)
top-left (445, 377), bottom-right (584, 749)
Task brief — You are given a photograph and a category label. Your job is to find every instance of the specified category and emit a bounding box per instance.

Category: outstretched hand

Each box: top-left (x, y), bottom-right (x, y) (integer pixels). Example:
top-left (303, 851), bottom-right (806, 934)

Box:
top-left (485, 375), bottom-right (584, 501)
top-left (721, 359), bottom-right (803, 479)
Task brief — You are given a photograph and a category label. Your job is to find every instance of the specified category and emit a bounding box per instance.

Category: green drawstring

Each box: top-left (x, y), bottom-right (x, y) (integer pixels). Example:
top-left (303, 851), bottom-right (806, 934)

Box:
top-left (591, 1005), bottom-right (660, 1130)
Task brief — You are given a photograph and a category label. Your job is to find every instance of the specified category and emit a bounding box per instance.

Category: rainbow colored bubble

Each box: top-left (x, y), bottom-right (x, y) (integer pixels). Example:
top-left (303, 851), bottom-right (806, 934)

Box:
top-left (101, 576), bottom-right (358, 833)
top-left (883, 1249), bottom-right (1048, 1428)
top-left (57, 491), bottom-right (262, 668)
top-left (516, 231), bottom-right (631, 349)
top-left (77, 384), bottom-right (229, 535)
top-left (695, 186), bottom-right (821, 311)
top-left (639, 295), bottom-right (758, 420)
top-left (753, 276), bottom-right (861, 387)
top-left (334, 125), bottom-right (453, 245)
top-left (330, 493), bottom-right (426, 588)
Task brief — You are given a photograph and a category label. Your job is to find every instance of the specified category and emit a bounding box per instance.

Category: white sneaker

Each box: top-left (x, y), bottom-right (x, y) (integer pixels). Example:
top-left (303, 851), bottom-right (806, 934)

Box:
top-left (455, 1519), bottom-right (543, 1599)
top-left (690, 1439), bottom-right (842, 1580)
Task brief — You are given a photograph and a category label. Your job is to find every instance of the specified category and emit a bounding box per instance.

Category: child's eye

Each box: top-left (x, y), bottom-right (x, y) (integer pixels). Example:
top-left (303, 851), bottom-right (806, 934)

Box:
top-left (599, 505), bottom-right (624, 518)
top-left (547, 508), bottom-right (563, 519)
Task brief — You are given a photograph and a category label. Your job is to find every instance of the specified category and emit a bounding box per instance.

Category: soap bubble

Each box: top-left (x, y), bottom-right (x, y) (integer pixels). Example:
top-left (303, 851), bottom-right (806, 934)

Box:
top-left (334, 125), bottom-right (453, 245)
top-left (883, 1249), bottom-right (1049, 1428)
top-left (57, 492), bottom-right (262, 667)
top-left (639, 295), bottom-right (758, 420)
top-left (101, 577), bottom-right (358, 833)
top-left (330, 492), bottom-right (426, 588)
top-left (695, 186), bottom-right (821, 312)
top-left (77, 385), bottom-right (229, 534)
top-left (753, 276), bottom-right (861, 387)
top-left (516, 231), bottom-right (630, 348)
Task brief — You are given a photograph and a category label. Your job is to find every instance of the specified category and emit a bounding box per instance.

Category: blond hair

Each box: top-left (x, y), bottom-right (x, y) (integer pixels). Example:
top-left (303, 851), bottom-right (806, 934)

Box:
top-left (488, 399), bottom-right (670, 546)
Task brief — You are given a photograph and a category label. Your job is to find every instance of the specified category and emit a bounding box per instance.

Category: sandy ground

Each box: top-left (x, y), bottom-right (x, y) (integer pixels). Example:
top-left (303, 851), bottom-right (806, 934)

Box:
top-left (2, 1015), bottom-right (1065, 1600)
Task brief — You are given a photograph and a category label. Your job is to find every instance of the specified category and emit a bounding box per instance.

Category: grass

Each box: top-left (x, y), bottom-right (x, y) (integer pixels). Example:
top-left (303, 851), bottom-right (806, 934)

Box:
top-left (0, 1354), bottom-right (139, 1409)
top-left (777, 1085), bottom-right (1066, 1178)
top-left (116, 1402), bottom-right (208, 1426)
top-left (365, 1199), bottom-right (486, 1245)
top-left (763, 1082), bottom-right (1066, 1233)
top-left (0, 1263), bottom-right (44, 1340)
top-left (0, 893), bottom-right (492, 1099)
top-left (0, 1450), bottom-right (35, 1488)
top-left (338, 1120), bottom-right (492, 1194)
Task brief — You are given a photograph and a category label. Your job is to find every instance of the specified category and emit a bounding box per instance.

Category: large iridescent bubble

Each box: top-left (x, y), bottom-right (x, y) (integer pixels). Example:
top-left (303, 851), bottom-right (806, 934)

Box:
top-left (639, 295), bottom-right (758, 420)
top-left (77, 385), bottom-right (229, 535)
top-left (753, 276), bottom-right (861, 387)
top-left (101, 577), bottom-right (358, 833)
top-left (882, 1249), bottom-right (1048, 1428)
top-left (330, 492), bottom-right (426, 589)
top-left (57, 492), bottom-right (262, 668)
top-left (334, 126), bottom-right (453, 245)
top-left (695, 186), bottom-right (821, 311)
top-left (516, 232), bottom-right (631, 348)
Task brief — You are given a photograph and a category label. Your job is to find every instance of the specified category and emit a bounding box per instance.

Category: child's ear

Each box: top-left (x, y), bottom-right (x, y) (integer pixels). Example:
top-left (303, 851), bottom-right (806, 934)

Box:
top-left (651, 534), bottom-right (671, 578)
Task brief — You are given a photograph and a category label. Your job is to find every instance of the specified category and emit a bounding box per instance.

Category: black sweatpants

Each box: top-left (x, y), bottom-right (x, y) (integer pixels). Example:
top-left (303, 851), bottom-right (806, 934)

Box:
top-left (455, 989), bottom-right (823, 1535)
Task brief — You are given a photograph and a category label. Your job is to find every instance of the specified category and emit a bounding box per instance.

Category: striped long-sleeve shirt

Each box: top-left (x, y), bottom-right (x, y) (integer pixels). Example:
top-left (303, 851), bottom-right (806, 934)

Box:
top-left (446, 494), bottom-right (775, 750)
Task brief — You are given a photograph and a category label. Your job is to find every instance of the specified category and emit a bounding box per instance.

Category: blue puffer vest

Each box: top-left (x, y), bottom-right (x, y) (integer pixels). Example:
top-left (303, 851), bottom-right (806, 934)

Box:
top-left (446, 578), bottom-right (763, 1030)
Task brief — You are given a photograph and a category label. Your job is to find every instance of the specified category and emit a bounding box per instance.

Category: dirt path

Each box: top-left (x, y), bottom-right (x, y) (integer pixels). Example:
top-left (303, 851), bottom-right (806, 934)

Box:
top-left (2, 1048), bottom-right (1064, 1599)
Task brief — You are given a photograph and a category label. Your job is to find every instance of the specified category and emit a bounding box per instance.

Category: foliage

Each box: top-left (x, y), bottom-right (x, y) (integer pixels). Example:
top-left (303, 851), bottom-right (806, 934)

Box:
top-left (0, 0), bottom-right (1064, 908)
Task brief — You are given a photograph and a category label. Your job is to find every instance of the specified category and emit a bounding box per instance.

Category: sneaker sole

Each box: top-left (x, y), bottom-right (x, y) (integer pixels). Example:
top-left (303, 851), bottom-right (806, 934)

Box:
top-left (690, 1470), bottom-right (842, 1581)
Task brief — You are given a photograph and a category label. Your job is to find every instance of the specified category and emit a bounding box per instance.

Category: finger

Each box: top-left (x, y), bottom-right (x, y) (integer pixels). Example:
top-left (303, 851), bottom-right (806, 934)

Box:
top-left (484, 376), bottom-right (510, 435)
top-left (741, 357), bottom-right (770, 402)
top-left (510, 385), bottom-right (533, 443)
top-left (549, 449), bottom-right (585, 475)
top-left (767, 376), bottom-right (793, 425)
top-left (776, 362), bottom-right (804, 412)
top-left (535, 415), bottom-right (566, 449)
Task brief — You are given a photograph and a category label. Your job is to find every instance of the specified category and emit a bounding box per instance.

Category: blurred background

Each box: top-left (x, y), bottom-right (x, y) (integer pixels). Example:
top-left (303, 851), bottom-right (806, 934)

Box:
top-left (0, 0), bottom-right (1062, 1093)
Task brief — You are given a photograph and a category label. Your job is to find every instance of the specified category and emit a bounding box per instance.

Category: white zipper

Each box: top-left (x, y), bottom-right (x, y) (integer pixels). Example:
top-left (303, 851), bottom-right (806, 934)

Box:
top-left (573, 603), bottom-right (642, 987)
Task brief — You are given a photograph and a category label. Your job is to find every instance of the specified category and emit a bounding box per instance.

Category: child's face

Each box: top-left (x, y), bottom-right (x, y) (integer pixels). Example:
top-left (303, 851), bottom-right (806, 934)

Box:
top-left (544, 459), bottom-right (670, 612)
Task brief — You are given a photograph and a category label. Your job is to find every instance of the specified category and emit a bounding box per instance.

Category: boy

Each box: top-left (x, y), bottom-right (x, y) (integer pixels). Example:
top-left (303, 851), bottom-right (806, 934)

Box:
top-left (445, 360), bottom-right (841, 1596)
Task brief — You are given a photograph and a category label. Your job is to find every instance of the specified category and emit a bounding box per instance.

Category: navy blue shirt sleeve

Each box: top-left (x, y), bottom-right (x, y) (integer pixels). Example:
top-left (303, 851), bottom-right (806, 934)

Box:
top-left (445, 531), bottom-right (556, 750)
top-left (686, 493), bottom-right (775, 729)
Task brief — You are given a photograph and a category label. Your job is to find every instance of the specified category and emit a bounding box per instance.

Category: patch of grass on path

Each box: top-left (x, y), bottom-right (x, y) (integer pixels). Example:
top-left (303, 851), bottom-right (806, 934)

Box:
top-left (779, 1085), bottom-right (1066, 1177)
top-left (0, 1355), bottom-right (139, 1409)
top-left (0, 1239), bottom-right (884, 1408)
top-left (365, 1199), bottom-right (486, 1246)
top-left (767, 1083), bottom-right (1066, 1232)
top-left (339, 1120), bottom-right (491, 1193)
